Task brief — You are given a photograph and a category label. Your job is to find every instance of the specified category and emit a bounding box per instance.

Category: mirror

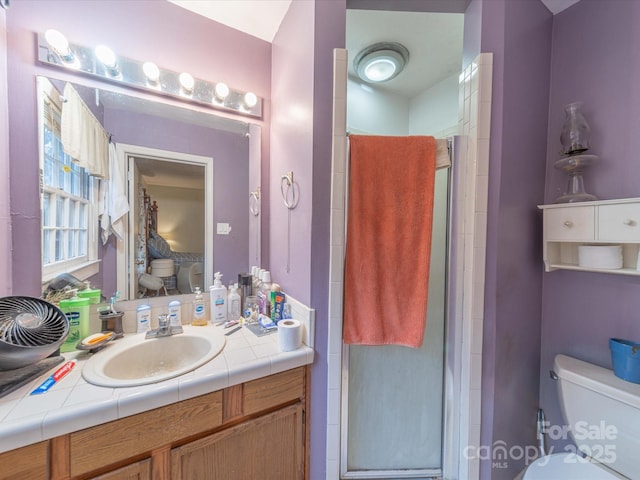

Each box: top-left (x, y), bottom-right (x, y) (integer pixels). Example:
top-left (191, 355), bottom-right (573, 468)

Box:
top-left (37, 76), bottom-right (261, 301)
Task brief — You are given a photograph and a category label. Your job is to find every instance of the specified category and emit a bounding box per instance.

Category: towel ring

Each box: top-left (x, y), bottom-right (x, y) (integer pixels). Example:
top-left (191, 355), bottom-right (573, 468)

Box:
top-left (249, 188), bottom-right (260, 216)
top-left (281, 171), bottom-right (299, 210)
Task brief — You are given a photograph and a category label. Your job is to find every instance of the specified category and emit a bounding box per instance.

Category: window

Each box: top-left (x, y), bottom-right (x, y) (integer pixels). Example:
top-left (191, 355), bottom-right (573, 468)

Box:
top-left (39, 78), bottom-right (99, 283)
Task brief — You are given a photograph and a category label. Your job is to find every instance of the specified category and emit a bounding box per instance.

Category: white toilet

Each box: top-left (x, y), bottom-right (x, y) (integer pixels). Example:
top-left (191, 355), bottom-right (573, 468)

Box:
top-left (521, 354), bottom-right (640, 479)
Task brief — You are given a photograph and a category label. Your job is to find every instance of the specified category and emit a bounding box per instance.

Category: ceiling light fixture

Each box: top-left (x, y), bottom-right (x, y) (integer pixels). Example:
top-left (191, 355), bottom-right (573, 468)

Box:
top-left (354, 42), bottom-right (409, 84)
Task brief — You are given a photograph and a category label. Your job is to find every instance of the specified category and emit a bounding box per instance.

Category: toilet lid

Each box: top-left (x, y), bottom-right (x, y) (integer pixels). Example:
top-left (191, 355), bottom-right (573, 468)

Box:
top-left (523, 453), bottom-right (623, 479)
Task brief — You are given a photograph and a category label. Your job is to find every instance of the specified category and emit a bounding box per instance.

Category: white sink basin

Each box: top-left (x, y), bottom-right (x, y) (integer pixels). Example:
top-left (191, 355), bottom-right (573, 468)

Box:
top-left (82, 326), bottom-right (226, 387)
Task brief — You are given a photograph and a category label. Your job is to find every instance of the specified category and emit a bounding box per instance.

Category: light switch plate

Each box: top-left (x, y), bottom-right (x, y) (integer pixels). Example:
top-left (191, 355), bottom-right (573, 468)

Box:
top-left (216, 223), bottom-right (231, 235)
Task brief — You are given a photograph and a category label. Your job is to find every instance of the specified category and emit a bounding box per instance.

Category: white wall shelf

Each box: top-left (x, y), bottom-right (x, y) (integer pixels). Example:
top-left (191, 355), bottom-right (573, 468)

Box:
top-left (539, 198), bottom-right (640, 275)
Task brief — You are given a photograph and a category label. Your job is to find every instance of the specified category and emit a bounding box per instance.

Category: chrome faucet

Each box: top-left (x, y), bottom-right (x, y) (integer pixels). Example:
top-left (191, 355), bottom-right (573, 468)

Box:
top-left (145, 313), bottom-right (183, 339)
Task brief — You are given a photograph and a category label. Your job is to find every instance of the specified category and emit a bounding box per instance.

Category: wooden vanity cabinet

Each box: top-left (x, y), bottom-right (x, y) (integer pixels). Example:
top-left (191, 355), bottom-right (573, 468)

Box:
top-left (0, 367), bottom-right (307, 480)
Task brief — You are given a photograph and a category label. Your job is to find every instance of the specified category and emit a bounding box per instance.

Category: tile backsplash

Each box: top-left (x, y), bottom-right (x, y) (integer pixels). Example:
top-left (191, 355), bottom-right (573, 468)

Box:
top-left (91, 292), bottom-right (315, 348)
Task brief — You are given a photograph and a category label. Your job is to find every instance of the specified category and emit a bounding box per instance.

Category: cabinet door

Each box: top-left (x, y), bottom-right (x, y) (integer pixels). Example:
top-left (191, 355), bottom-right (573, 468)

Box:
top-left (90, 459), bottom-right (151, 480)
top-left (171, 403), bottom-right (304, 480)
top-left (0, 441), bottom-right (48, 480)
top-left (545, 205), bottom-right (595, 241)
top-left (598, 203), bottom-right (640, 241)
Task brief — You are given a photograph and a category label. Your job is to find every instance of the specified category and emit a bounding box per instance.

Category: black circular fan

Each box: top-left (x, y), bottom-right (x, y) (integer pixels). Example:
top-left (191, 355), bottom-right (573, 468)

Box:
top-left (0, 296), bottom-right (69, 370)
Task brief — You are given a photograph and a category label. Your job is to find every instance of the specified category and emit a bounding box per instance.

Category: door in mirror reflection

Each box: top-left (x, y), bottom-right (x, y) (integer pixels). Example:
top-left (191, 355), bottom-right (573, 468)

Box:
top-left (120, 147), bottom-right (210, 299)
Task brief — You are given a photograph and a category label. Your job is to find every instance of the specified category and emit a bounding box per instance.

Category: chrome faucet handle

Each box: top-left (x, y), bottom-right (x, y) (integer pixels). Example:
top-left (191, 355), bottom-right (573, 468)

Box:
top-left (158, 314), bottom-right (170, 333)
top-left (145, 313), bottom-right (182, 339)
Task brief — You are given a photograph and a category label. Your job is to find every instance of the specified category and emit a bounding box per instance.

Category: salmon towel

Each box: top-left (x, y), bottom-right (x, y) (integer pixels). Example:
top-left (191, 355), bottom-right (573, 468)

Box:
top-left (343, 135), bottom-right (436, 348)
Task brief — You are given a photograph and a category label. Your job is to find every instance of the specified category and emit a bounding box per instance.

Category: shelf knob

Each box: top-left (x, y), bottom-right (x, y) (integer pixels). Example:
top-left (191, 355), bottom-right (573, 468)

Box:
top-left (563, 220), bottom-right (573, 228)
top-left (623, 219), bottom-right (635, 226)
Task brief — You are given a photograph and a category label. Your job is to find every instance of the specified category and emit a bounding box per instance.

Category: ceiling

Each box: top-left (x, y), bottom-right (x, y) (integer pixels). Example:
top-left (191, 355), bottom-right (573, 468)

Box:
top-left (168, 0), bottom-right (582, 43)
top-left (541, 0), bottom-right (581, 14)
top-left (169, 0), bottom-right (581, 98)
top-left (168, 0), bottom-right (292, 42)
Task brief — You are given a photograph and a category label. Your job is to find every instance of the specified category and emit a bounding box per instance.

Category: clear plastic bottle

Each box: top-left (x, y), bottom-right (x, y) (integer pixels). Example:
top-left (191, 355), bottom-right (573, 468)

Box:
top-left (209, 272), bottom-right (227, 324)
top-left (227, 282), bottom-right (242, 322)
top-left (251, 266), bottom-right (260, 294)
top-left (257, 270), bottom-right (272, 316)
top-left (191, 287), bottom-right (208, 326)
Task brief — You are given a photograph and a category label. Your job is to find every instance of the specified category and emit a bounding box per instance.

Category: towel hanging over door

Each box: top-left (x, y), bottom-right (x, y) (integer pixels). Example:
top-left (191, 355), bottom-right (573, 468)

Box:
top-left (343, 135), bottom-right (436, 348)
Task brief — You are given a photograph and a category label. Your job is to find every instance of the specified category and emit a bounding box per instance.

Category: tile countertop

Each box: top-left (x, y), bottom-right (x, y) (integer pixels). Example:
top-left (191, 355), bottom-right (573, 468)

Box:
top-left (0, 325), bottom-right (314, 454)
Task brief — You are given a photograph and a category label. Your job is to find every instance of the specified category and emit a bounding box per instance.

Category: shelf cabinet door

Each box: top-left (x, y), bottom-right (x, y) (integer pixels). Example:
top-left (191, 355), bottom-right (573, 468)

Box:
top-left (598, 203), bottom-right (640, 242)
top-left (545, 205), bottom-right (595, 241)
top-left (171, 403), bottom-right (304, 480)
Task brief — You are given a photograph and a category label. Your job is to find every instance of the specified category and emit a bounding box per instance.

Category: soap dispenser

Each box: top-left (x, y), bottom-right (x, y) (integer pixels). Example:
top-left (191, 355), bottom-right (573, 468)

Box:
top-left (191, 287), bottom-right (207, 326)
top-left (209, 272), bottom-right (227, 325)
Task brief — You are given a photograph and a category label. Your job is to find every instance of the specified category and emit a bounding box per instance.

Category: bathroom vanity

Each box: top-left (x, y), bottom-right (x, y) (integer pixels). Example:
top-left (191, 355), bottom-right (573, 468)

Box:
top-left (539, 197), bottom-right (640, 275)
top-left (0, 325), bottom-right (313, 480)
top-left (0, 367), bottom-right (306, 479)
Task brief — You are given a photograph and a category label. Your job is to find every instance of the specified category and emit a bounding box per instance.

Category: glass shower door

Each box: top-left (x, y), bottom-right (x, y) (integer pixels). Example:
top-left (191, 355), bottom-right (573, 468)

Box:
top-left (342, 168), bottom-right (449, 479)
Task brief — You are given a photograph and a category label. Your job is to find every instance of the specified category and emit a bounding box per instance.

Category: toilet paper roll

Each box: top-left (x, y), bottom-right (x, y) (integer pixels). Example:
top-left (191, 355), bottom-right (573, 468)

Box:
top-left (278, 319), bottom-right (302, 352)
top-left (578, 245), bottom-right (623, 269)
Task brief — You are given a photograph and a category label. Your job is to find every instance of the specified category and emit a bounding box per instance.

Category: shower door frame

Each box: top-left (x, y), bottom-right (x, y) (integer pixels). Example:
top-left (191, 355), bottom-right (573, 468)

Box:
top-left (338, 146), bottom-right (458, 480)
top-left (327, 49), bottom-right (492, 480)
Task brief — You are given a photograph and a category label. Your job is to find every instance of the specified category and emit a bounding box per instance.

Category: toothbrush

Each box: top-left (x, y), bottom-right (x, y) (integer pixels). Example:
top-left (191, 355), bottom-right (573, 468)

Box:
top-left (110, 291), bottom-right (120, 314)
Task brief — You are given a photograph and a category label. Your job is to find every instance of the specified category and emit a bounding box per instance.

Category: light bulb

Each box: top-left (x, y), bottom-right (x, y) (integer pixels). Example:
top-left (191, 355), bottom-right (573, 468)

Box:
top-left (244, 92), bottom-right (258, 108)
top-left (142, 62), bottom-right (160, 83)
top-left (179, 72), bottom-right (195, 93)
top-left (44, 29), bottom-right (74, 63)
top-left (214, 82), bottom-right (229, 101)
top-left (95, 45), bottom-right (117, 68)
top-left (364, 58), bottom-right (397, 82)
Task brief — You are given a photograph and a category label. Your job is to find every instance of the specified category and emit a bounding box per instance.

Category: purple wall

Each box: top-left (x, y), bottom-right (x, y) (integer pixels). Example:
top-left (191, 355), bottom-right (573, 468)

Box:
top-left (271, 1), bottom-right (345, 478)
top-left (540, 0), bottom-right (640, 455)
top-left (5, 0), bottom-right (271, 297)
top-left (0, 8), bottom-right (11, 296)
top-left (465, 1), bottom-right (552, 478)
top-left (270, 0), bottom-right (315, 304)
top-left (310, 2), bottom-right (346, 479)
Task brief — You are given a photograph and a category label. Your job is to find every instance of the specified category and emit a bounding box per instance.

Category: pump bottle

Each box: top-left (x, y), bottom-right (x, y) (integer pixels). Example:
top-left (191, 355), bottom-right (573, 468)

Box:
top-left (209, 272), bottom-right (227, 324)
top-left (191, 287), bottom-right (207, 326)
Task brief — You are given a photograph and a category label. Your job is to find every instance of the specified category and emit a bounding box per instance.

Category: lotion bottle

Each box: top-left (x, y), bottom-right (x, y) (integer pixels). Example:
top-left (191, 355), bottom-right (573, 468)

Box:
top-left (136, 304), bottom-right (151, 333)
top-left (191, 287), bottom-right (207, 326)
top-left (209, 272), bottom-right (227, 324)
top-left (168, 299), bottom-right (181, 327)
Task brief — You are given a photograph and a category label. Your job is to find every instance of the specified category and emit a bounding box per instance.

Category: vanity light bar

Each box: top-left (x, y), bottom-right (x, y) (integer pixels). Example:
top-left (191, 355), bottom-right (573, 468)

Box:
top-left (37, 31), bottom-right (262, 118)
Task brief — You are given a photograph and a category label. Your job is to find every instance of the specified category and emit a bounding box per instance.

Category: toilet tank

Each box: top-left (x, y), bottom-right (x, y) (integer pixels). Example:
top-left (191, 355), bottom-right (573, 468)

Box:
top-left (554, 354), bottom-right (640, 479)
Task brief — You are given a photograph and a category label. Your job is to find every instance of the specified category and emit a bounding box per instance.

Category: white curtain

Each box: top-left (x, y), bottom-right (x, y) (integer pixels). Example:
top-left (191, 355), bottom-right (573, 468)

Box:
top-left (60, 82), bottom-right (109, 179)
